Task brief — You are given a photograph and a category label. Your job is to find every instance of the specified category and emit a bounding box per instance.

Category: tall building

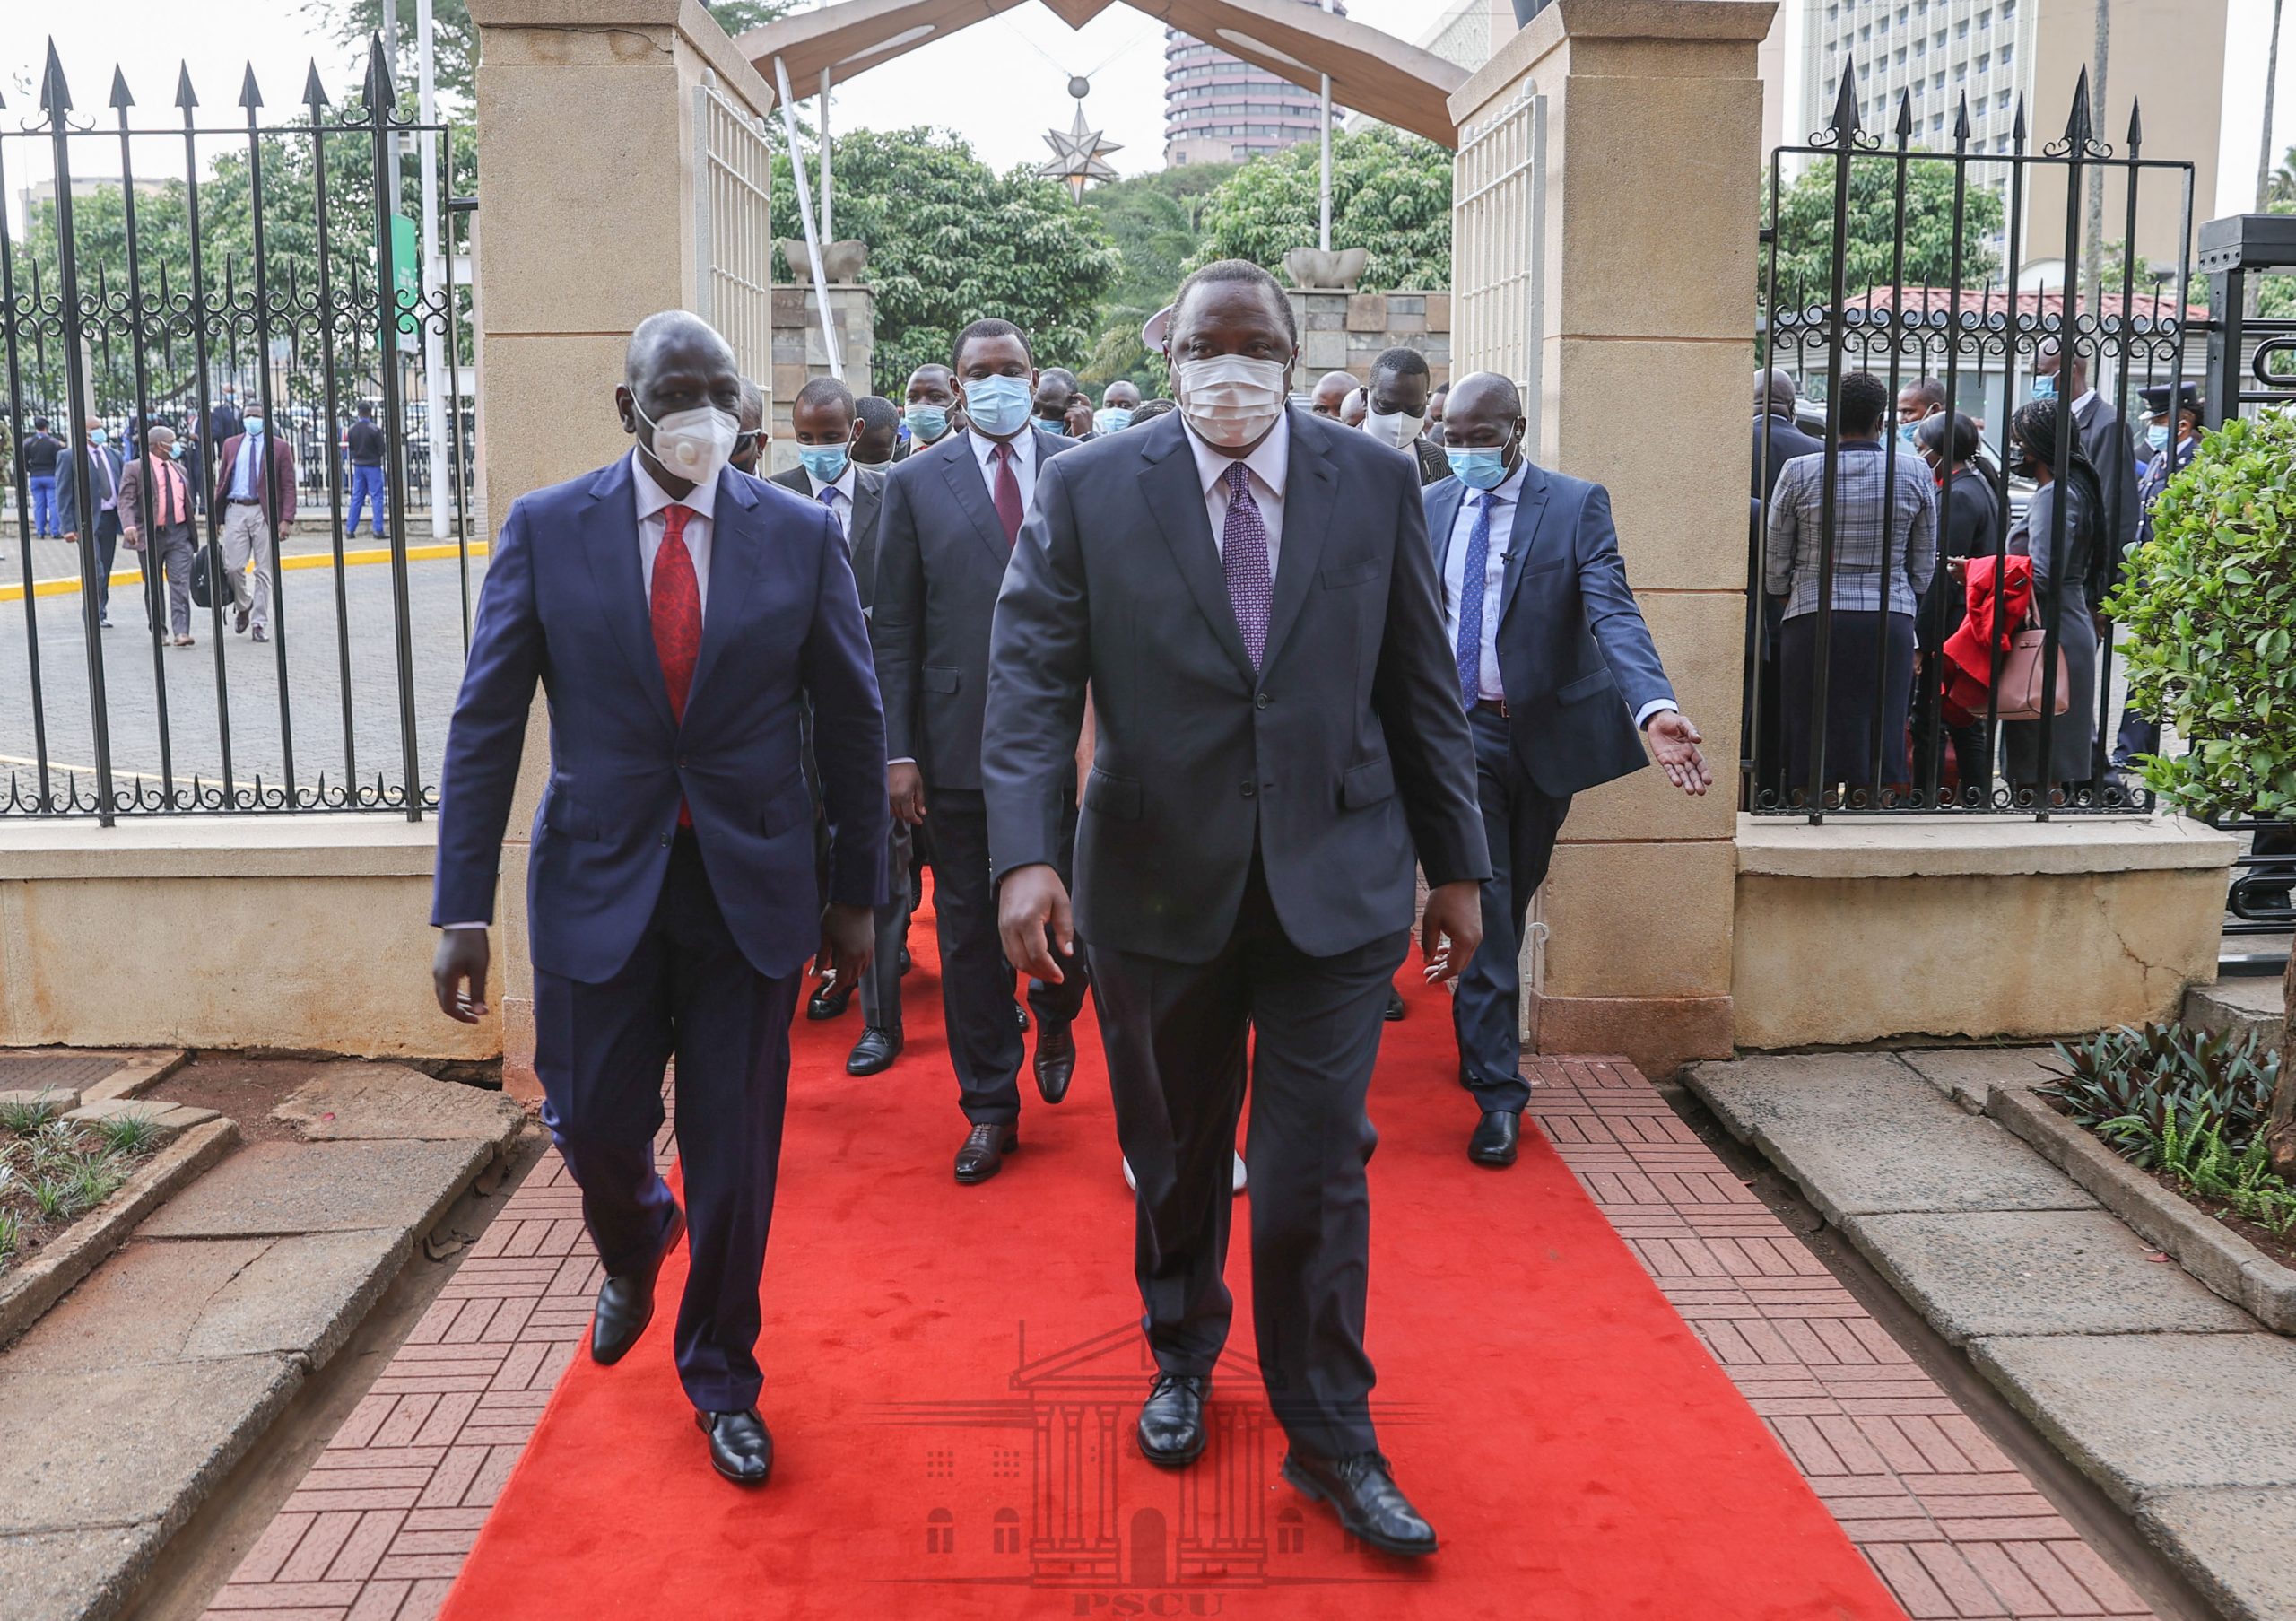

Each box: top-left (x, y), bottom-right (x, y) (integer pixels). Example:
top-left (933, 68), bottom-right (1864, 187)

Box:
top-left (1163, 0), bottom-right (1348, 168)
top-left (1796, 0), bottom-right (2226, 275)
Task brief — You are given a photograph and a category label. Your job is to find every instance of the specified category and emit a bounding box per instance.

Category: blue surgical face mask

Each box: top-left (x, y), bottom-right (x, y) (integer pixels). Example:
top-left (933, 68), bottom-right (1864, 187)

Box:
top-left (1094, 406), bottom-right (1134, 435)
top-left (797, 442), bottom-right (850, 484)
top-left (243, 415), bottom-right (265, 435)
top-left (961, 373), bottom-right (1033, 440)
top-left (89, 428), bottom-right (108, 447)
top-left (2030, 374), bottom-right (2057, 401)
top-left (1895, 423), bottom-right (1919, 452)
top-left (167, 440), bottom-right (182, 459)
top-left (904, 405), bottom-right (949, 442)
top-left (2145, 423), bottom-right (2170, 453)
top-left (1447, 444), bottom-right (1512, 491)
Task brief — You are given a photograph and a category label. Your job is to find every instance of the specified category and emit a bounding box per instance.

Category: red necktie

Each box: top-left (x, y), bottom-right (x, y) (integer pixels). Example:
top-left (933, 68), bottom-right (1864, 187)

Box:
top-left (990, 441), bottom-right (1023, 545)
top-left (159, 463), bottom-right (183, 528)
top-left (651, 503), bottom-right (701, 826)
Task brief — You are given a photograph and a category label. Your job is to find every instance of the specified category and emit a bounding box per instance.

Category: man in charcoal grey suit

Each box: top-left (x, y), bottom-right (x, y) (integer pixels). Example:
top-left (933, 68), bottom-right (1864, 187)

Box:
top-left (873, 318), bottom-right (1089, 1183)
top-left (986, 261), bottom-right (1489, 1555)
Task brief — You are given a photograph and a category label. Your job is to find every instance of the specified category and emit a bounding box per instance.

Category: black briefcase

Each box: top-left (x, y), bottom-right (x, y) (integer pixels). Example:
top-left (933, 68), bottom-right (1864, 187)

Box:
top-left (187, 541), bottom-right (229, 610)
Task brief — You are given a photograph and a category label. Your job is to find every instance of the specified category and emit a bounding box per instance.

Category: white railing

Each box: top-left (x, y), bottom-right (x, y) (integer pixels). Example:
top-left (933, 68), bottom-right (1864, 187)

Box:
top-left (693, 72), bottom-right (774, 381)
top-left (1452, 79), bottom-right (1547, 449)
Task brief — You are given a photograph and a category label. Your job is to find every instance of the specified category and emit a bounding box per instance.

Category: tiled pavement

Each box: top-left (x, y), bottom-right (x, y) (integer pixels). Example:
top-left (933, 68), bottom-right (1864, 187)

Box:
top-left (200, 1062), bottom-right (2161, 1621)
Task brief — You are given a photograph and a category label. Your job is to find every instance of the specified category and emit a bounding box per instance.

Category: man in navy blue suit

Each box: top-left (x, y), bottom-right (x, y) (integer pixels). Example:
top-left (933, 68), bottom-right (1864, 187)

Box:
top-left (1429, 372), bottom-right (1712, 1169)
top-left (430, 310), bottom-right (887, 1486)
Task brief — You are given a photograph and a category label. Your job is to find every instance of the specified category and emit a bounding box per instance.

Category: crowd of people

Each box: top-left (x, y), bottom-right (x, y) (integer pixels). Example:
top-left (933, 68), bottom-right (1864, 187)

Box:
top-left (427, 266), bottom-right (1710, 1541)
top-left (1752, 345), bottom-right (2196, 807)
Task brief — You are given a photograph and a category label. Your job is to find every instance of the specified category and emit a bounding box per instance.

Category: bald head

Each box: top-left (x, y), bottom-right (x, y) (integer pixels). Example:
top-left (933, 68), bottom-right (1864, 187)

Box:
top-left (617, 309), bottom-right (743, 493)
top-left (1310, 371), bottom-right (1361, 419)
top-left (1447, 371), bottom-right (1521, 423)
top-left (1757, 369), bottom-right (1797, 417)
top-left (1440, 370), bottom-right (1527, 466)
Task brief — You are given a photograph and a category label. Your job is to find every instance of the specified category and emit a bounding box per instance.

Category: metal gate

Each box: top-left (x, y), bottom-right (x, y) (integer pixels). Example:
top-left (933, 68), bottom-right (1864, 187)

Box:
top-left (0, 38), bottom-right (474, 821)
top-left (1750, 65), bottom-right (2196, 820)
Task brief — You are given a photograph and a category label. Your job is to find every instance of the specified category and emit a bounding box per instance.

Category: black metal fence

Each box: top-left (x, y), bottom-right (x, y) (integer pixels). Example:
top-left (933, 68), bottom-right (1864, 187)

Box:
top-left (0, 39), bottom-right (475, 821)
top-left (1748, 65), bottom-right (2196, 820)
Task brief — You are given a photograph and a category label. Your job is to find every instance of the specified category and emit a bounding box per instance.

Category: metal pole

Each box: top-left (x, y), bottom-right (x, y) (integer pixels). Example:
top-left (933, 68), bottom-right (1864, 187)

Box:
top-left (1318, 0), bottom-right (1334, 252)
top-left (819, 68), bottom-right (833, 245)
top-left (772, 55), bottom-right (842, 380)
top-left (418, 0), bottom-right (448, 538)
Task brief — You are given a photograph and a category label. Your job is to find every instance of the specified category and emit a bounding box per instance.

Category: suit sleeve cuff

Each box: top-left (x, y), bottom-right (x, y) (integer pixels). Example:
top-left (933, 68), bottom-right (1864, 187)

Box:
top-left (439, 922), bottom-right (488, 930)
top-left (1634, 699), bottom-right (1678, 730)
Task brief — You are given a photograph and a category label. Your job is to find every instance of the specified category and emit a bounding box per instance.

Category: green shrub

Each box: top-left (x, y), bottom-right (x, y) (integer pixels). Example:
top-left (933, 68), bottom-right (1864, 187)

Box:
top-left (2117, 1103), bottom-right (2296, 1236)
top-left (0, 1093), bottom-right (60, 1135)
top-left (2106, 413), bottom-right (2296, 818)
top-left (2044, 1023), bottom-right (2279, 1165)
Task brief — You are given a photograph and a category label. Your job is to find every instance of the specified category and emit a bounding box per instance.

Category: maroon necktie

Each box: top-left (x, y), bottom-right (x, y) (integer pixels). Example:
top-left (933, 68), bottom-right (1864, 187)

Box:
top-left (990, 441), bottom-right (1024, 545)
top-left (650, 503), bottom-right (701, 826)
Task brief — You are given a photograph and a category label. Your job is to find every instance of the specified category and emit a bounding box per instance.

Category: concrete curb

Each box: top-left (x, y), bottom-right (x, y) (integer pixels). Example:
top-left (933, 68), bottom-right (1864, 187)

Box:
top-left (1987, 1083), bottom-right (2296, 1335)
top-left (0, 1118), bottom-right (239, 1350)
top-left (80, 1050), bottom-right (191, 1103)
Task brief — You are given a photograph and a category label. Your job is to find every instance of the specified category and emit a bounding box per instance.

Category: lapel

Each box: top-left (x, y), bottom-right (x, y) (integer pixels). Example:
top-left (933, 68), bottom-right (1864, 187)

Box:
top-left (1259, 407), bottom-right (1335, 676)
top-left (848, 469), bottom-right (882, 550)
top-left (579, 456), bottom-right (675, 732)
top-left (936, 433), bottom-right (1013, 570)
top-left (1427, 478), bottom-right (1465, 577)
top-left (685, 468), bottom-right (762, 713)
top-left (1498, 460), bottom-right (1555, 625)
top-left (1138, 414), bottom-right (1256, 685)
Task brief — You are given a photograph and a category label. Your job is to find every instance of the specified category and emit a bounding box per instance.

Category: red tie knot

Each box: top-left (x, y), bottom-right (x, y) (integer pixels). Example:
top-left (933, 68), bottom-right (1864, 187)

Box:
top-left (663, 502), bottom-right (695, 544)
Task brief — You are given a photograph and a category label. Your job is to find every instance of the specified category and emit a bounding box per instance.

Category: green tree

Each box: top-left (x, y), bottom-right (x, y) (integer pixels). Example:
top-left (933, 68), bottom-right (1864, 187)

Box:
top-left (1075, 163), bottom-right (1234, 392)
top-left (1190, 127), bottom-right (1452, 292)
top-left (1765, 155), bottom-right (2005, 311)
top-left (769, 126), bottom-right (1120, 394)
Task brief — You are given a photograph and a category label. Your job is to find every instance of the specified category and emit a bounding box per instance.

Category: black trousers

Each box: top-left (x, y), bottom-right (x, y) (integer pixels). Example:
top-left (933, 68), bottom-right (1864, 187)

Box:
top-left (1090, 856), bottom-right (1405, 1460)
top-left (1454, 707), bottom-right (1570, 1114)
top-left (1779, 609), bottom-right (1915, 798)
top-left (928, 787), bottom-right (1089, 1127)
top-left (532, 834), bottom-right (801, 1414)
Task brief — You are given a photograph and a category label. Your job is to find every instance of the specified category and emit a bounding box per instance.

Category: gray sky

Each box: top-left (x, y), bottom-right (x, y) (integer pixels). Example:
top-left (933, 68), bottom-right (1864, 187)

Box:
top-left (0, 0), bottom-right (2280, 229)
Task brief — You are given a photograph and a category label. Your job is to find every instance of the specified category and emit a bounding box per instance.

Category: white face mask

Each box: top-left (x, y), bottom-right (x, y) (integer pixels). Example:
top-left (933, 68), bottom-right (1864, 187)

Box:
top-left (1363, 406), bottom-right (1425, 449)
top-left (636, 398), bottom-right (738, 487)
top-left (1172, 355), bottom-right (1290, 449)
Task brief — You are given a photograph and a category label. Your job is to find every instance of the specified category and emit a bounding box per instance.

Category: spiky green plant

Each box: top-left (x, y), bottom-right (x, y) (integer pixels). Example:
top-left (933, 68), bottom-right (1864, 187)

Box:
top-left (2109, 1102), bottom-right (2296, 1237)
top-left (2045, 1023), bottom-right (2281, 1166)
top-left (96, 1111), bottom-right (160, 1156)
top-left (0, 1092), bottom-right (61, 1135)
top-left (0, 1208), bottom-right (19, 1269)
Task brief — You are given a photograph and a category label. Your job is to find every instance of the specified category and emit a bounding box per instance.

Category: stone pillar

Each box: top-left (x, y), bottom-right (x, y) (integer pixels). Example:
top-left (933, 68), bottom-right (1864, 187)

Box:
top-left (1448, 0), bottom-right (1775, 1077)
top-left (767, 283), bottom-right (877, 474)
top-left (465, 0), bottom-right (776, 1095)
top-left (1287, 289), bottom-right (1454, 389)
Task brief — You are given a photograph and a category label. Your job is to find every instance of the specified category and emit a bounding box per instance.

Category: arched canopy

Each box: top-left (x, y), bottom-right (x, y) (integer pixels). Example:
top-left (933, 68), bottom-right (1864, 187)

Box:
top-left (734, 0), bottom-right (1470, 147)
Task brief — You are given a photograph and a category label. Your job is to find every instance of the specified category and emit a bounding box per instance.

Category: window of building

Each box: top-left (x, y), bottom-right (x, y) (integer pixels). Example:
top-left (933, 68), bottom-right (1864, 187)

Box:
top-left (2000, 41), bottom-right (2013, 65)
top-left (925, 1448), bottom-right (954, 1481)
top-left (1277, 1508), bottom-right (1306, 1554)
top-left (926, 1510), bottom-right (955, 1556)
top-left (993, 1509), bottom-right (1021, 1555)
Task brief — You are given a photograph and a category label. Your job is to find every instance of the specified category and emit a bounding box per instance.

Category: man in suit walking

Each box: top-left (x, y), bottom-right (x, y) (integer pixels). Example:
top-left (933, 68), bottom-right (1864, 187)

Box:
top-left (773, 377), bottom-right (906, 1077)
top-left (56, 419), bottom-right (127, 629)
top-left (2031, 342), bottom-right (2138, 588)
top-left (987, 261), bottom-right (1489, 1555)
top-left (1431, 373), bottom-right (1711, 1169)
top-left (874, 318), bottom-right (1089, 1184)
top-left (344, 402), bottom-right (387, 539)
top-left (1362, 346), bottom-right (1449, 487)
top-left (209, 409), bottom-right (297, 643)
top-left (117, 423), bottom-right (200, 647)
top-left (430, 310), bottom-right (886, 1486)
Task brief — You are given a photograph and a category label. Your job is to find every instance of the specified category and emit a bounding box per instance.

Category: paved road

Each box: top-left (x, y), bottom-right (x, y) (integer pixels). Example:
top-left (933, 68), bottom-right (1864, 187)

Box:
top-left (0, 553), bottom-right (484, 813)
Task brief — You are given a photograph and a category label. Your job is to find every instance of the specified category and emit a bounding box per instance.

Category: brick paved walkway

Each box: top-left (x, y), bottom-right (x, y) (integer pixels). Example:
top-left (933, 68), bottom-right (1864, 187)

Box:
top-left (200, 1062), bottom-right (2159, 1621)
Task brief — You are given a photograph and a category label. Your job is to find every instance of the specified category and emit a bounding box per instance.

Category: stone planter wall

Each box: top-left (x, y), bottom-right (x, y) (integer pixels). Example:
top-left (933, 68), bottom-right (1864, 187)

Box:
top-left (1287, 290), bottom-right (1453, 387)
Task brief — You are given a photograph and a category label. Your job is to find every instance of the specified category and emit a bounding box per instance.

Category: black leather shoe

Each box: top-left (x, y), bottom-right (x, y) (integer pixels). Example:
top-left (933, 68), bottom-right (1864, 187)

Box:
top-left (846, 1025), bottom-right (902, 1076)
top-left (954, 1122), bottom-right (1018, 1184)
top-left (899, 946), bottom-right (912, 976)
top-left (1137, 1373), bottom-right (1209, 1468)
top-left (1468, 1111), bottom-right (1520, 1168)
top-left (807, 977), bottom-right (854, 1021)
top-left (590, 1205), bottom-right (685, 1365)
top-left (1014, 1003), bottom-right (1030, 1033)
top-left (1033, 1018), bottom-right (1076, 1104)
top-left (1281, 1451), bottom-right (1439, 1556)
top-left (697, 1407), bottom-right (773, 1486)
top-left (1385, 986), bottom-right (1406, 1021)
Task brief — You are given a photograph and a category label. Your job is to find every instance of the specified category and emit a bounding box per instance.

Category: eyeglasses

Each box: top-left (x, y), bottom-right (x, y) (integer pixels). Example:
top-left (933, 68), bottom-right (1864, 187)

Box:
top-left (733, 430), bottom-right (763, 453)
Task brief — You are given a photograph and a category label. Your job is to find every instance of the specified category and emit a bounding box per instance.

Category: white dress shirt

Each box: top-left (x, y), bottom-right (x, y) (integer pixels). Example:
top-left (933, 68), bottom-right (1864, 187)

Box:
top-left (229, 433), bottom-right (263, 501)
top-left (803, 460), bottom-right (859, 545)
top-left (631, 449), bottom-right (716, 615)
top-left (1440, 459), bottom-right (1525, 702)
top-left (1183, 414), bottom-right (1289, 579)
top-left (967, 425), bottom-right (1039, 513)
top-left (1441, 458), bottom-right (1677, 727)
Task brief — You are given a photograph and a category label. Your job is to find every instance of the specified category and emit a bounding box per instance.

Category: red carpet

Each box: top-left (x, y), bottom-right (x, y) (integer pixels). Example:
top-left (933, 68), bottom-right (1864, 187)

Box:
top-left (439, 890), bottom-right (1905, 1621)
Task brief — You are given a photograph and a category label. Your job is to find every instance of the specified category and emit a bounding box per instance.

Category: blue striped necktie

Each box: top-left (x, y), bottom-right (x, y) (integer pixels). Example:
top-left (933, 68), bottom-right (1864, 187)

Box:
top-left (1455, 491), bottom-right (1496, 708)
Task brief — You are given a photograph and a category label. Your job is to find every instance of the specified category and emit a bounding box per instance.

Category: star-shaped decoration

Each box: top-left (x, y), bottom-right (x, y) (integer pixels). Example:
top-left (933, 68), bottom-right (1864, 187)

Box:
top-left (1038, 100), bottom-right (1121, 202)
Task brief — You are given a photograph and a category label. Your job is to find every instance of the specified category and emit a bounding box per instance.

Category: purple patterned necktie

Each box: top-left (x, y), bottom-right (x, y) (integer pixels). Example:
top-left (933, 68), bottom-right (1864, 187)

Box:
top-left (1221, 461), bottom-right (1272, 667)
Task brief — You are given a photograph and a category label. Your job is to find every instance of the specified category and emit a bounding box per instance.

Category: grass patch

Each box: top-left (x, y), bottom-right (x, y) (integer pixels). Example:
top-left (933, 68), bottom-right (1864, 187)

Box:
top-left (2044, 1023), bottom-right (2296, 1252)
top-left (0, 1107), bottom-right (167, 1276)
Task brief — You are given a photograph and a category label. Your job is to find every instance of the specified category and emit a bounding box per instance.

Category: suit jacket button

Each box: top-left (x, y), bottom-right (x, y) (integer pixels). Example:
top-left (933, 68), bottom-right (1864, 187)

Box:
top-left (660, 832), bottom-right (673, 847)
top-left (1255, 693), bottom-right (1270, 710)
top-left (1240, 782), bottom-right (1256, 798)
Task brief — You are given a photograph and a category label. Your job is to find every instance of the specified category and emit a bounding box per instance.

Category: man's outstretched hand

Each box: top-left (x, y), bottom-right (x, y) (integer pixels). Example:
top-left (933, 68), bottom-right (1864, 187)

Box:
top-left (999, 862), bottom-right (1076, 986)
top-left (1419, 881), bottom-right (1483, 985)
top-left (433, 928), bottom-right (491, 1023)
top-left (1646, 710), bottom-right (1714, 797)
top-left (816, 902), bottom-right (876, 986)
